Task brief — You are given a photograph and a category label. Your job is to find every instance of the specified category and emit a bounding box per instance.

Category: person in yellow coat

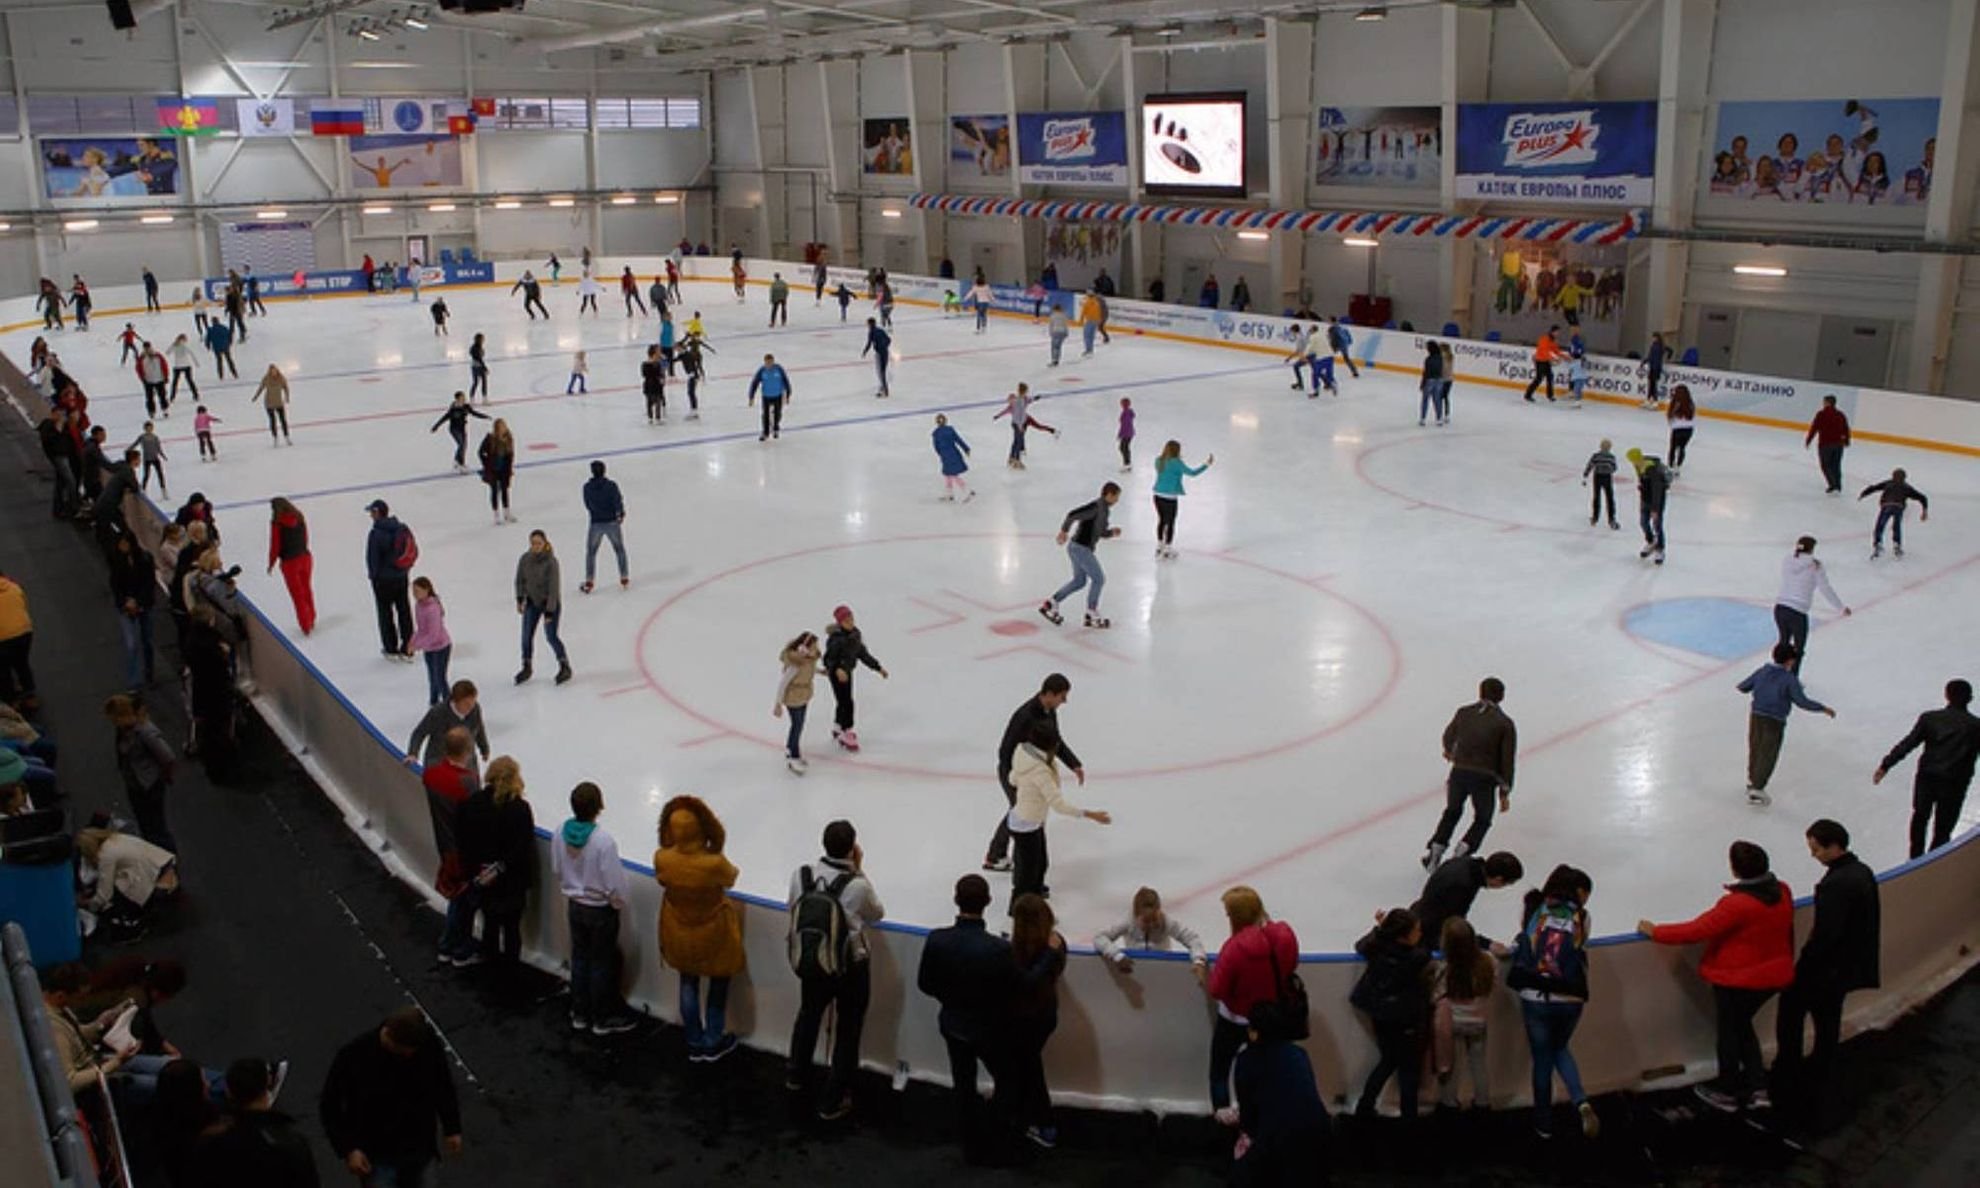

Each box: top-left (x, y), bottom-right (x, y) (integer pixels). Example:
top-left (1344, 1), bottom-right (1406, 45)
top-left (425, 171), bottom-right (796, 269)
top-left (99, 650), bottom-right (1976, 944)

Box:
top-left (654, 794), bottom-right (744, 1062)
top-left (1496, 248), bottom-right (1523, 314)
top-left (0, 572), bottom-right (33, 707)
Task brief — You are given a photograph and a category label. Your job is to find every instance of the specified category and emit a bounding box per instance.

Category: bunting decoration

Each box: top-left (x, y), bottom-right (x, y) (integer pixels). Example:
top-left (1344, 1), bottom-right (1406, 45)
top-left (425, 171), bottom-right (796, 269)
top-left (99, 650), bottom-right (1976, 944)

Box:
top-left (908, 193), bottom-right (1645, 244)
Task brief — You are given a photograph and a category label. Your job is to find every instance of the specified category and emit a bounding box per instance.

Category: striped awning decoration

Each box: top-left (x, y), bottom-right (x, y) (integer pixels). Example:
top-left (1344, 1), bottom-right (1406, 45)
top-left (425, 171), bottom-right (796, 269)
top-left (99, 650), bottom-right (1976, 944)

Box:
top-left (905, 193), bottom-right (1645, 244)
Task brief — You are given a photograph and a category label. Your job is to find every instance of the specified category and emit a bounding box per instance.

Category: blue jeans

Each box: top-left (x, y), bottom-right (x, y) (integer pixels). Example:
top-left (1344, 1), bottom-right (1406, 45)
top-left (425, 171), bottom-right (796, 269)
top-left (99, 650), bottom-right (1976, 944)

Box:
top-left (1521, 999), bottom-right (1587, 1132)
top-left (423, 646), bottom-right (451, 706)
top-left (975, 303), bottom-right (988, 330)
top-left (520, 603), bottom-right (567, 664)
top-left (1874, 505), bottom-right (1904, 548)
top-left (679, 974), bottom-right (730, 1052)
top-left (1051, 543), bottom-right (1105, 612)
top-left (118, 1054), bottom-right (224, 1106)
top-left (785, 703), bottom-right (807, 759)
top-left (1082, 322), bottom-right (1097, 353)
top-left (118, 607), bottom-right (154, 687)
top-left (1639, 504), bottom-right (1665, 551)
top-left (585, 522), bottom-right (628, 583)
top-left (440, 884), bottom-right (481, 958)
top-left (1050, 333), bottom-right (1066, 364)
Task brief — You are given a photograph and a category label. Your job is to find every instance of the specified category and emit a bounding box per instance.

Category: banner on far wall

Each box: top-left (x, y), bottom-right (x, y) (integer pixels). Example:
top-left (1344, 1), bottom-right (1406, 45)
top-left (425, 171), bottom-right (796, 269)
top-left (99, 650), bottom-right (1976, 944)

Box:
top-left (347, 133), bottom-right (463, 189)
top-left (1314, 106), bottom-right (1441, 190)
top-left (1478, 240), bottom-right (1629, 354)
top-left (862, 118), bottom-right (914, 175)
top-left (949, 115), bottom-right (1010, 182)
top-left (40, 137), bottom-right (181, 200)
top-left (379, 97), bottom-right (453, 137)
top-left (236, 97), bottom-right (296, 138)
top-left (1455, 101), bottom-right (1657, 206)
top-left (1042, 220), bottom-right (1124, 292)
top-left (1015, 111), bottom-right (1129, 188)
top-left (1700, 97), bottom-right (1938, 216)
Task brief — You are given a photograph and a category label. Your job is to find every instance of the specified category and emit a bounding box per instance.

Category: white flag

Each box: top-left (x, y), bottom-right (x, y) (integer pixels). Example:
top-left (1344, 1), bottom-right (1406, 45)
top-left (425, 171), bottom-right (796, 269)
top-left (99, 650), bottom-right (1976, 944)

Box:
top-left (380, 97), bottom-right (449, 136)
top-left (236, 97), bottom-right (296, 138)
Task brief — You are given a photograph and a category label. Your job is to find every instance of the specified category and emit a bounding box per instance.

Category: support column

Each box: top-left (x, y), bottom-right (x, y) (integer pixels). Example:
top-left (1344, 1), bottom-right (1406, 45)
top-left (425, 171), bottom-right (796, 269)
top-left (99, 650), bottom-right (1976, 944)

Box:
top-left (1640, 0), bottom-right (1716, 351)
top-left (1440, 3), bottom-right (1492, 334)
top-left (1907, 0), bottom-right (1980, 393)
top-left (818, 60), bottom-right (860, 258)
top-left (1264, 17), bottom-right (1311, 311)
top-left (905, 49), bottom-right (948, 271)
top-left (1120, 35), bottom-right (1161, 300)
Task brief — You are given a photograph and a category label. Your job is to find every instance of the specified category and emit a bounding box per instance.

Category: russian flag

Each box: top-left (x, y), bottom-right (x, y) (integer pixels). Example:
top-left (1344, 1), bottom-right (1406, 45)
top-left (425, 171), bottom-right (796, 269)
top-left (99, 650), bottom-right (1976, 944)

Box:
top-left (311, 104), bottom-right (366, 136)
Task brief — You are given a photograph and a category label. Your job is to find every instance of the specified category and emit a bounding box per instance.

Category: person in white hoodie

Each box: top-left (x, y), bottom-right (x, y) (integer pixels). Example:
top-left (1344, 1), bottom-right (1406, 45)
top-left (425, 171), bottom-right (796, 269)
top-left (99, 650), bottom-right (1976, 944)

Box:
top-left (1773, 536), bottom-right (1851, 669)
top-left (1093, 886), bottom-right (1207, 982)
top-left (550, 782), bottom-right (641, 1035)
top-left (1005, 720), bottom-right (1110, 913)
top-left (166, 333), bottom-right (200, 403)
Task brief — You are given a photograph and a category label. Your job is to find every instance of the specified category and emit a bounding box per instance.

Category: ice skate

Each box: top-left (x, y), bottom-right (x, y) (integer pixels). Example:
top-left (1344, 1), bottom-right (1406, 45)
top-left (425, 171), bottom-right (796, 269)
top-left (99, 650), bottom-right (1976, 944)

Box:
top-left (1448, 841), bottom-right (1473, 864)
top-left (1609, 519), bottom-right (1620, 530)
top-left (686, 411), bottom-right (700, 420)
top-left (620, 577), bottom-right (630, 589)
top-left (787, 756), bottom-right (808, 775)
top-left (1639, 544), bottom-right (1656, 559)
top-left (514, 663), bottom-right (533, 685)
top-left (1420, 842), bottom-right (1446, 871)
top-left (504, 510), bottom-right (517, 523)
top-left (1871, 545), bottom-right (1883, 559)
top-left (1746, 786), bottom-right (1771, 807)
top-left (581, 581), bottom-right (595, 594)
top-left (939, 493), bottom-right (954, 503)
top-left (1653, 549), bottom-right (1665, 565)
top-left (1895, 544), bottom-right (1904, 557)
top-left (837, 729), bottom-right (860, 753)
top-left (492, 509), bottom-right (503, 525)
top-left (1038, 601), bottom-right (1063, 626)
top-left (1083, 612), bottom-right (1111, 629)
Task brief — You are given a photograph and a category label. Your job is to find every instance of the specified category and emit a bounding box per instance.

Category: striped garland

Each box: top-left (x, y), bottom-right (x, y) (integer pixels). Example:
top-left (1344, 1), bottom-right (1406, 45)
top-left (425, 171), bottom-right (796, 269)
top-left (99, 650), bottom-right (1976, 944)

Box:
top-left (906, 193), bottom-right (1644, 244)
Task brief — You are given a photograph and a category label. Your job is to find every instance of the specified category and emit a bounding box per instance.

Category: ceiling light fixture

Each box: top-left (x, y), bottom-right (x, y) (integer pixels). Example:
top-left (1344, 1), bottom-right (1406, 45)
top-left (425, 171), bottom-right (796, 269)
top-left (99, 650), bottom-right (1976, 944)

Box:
top-left (1236, 230), bottom-right (1269, 241)
top-left (493, 199), bottom-right (522, 209)
top-left (428, 202), bottom-right (456, 212)
top-left (610, 195), bottom-right (637, 205)
top-left (653, 194), bottom-right (679, 204)
top-left (257, 209), bottom-right (289, 219)
top-left (1733, 264), bottom-right (1787, 277)
top-left (64, 219), bottom-right (99, 231)
top-left (0, 223), bottom-right (11, 232)
top-left (548, 197), bottom-right (575, 208)
top-left (363, 204), bottom-right (392, 214)
top-left (880, 208), bottom-right (903, 219)
top-left (1343, 237), bottom-right (1380, 248)
top-left (356, 27), bottom-right (380, 40)
top-left (1355, 5), bottom-right (1388, 21)
top-left (141, 214), bottom-right (175, 225)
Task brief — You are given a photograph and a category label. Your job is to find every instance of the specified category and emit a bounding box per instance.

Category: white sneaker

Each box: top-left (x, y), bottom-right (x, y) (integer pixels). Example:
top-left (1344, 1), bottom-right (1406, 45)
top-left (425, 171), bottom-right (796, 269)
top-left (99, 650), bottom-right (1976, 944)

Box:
top-left (1746, 786), bottom-right (1772, 807)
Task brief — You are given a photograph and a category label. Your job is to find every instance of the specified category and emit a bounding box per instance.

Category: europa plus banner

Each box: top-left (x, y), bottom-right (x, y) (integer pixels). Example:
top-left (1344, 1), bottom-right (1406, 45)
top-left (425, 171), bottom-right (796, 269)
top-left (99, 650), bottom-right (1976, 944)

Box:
top-left (1455, 101), bottom-right (1657, 207)
top-left (1016, 111), bottom-right (1129, 188)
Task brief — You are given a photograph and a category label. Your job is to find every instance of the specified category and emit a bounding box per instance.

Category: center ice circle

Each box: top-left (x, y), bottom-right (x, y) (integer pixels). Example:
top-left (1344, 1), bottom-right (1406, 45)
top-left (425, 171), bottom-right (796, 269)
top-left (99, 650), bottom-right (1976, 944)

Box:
top-left (635, 534), bottom-right (1400, 780)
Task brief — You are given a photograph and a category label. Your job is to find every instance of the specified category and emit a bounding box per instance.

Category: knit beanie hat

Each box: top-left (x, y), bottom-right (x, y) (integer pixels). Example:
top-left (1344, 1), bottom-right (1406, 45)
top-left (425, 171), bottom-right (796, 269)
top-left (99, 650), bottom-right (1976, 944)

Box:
top-left (832, 605), bottom-right (854, 625)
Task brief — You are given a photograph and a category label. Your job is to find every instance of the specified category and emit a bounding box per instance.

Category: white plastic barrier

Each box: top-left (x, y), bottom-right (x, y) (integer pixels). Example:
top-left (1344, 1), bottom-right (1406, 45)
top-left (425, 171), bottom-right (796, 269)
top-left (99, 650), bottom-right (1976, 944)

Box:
top-left (7, 267), bottom-right (1980, 1114)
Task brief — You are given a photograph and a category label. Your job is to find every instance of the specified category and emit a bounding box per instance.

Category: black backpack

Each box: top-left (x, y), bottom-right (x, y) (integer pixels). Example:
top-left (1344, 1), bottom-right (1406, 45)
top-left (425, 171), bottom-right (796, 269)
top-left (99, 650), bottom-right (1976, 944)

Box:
top-left (788, 866), bottom-right (858, 979)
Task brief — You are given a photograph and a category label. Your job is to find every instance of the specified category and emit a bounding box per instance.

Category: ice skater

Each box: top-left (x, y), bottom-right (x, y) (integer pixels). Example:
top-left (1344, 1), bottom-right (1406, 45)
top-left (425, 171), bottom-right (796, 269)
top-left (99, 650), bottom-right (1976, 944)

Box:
top-left (1039, 482), bottom-right (1123, 629)
top-left (774, 631), bottom-right (822, 772)
top-left (877, 280), bottom-right (895, 329)
top-left (748, 353), bottom-right (792, 441)
top-left (510, 270), bottom-right (550, 319)
top-left (1641, 331), bottom-right (1668, 406)
top-left (1667, 384), bottom-right (1697, 471)
top-left (250, 364), bottom-right (292, 445)
top-left (1421, 678), bottom-right (1516, 870)
top-left (665, 256), bottom-right (682, 302)
top-left (514, 529), bottom-right (572, 686)
top-left (1151, 442), bottom-right (1213, 559)
top-left (1289, 324), bottom-right (1317, 391)
top-left (1582, 439), bottom-right (1619, 529)
top-left (1522, 326), bottom-right (1565, 402)
top-left (862, 317), bottom-right (892, 398)
top-left (117, 323), bottom-right (140, 365)
top-left (823, 605), bottom-right (887, 752)
top-left (1773, 536), bottom-right (1850, 667)
top-left (1566, 351), bottom-right (1590, 404)
top-left (834, 282), bottom-right (854, 322)
top-left (406, 577), bottom-right (450, 704)
top-left (189, 289), bottom-right (208, 335)
top-left (580, 460), bottom-right (630, 593)
top-left (1305, 348), bottom-right (1338, 398)
top-left (731, 256), bottom-right (748, 303)
top-left (429, 295), bottom-right (449, 336)
top-left (1117, 398), bottom-right (1135, 472)
top-left (166, 334), bottom-right (199, 402)
top-left (1625, 447), bottom-right (1670, 564)
top-left (967, 279), bottom-right (993, 333)
top-left (567, 350), bottom-right (589, 394)
top-left (479, 419), bottom-right (517, 524)
top-left (983, 674), bottom-right (1086, 874)
top-left (135, 340), bottom-right (169, 417)
top-left (194, 406), bottom-right (220, 460)
top-left (768, 273), bottom-right (789, 326)
top-left (932, 414), bottom-right (973, 502)
top-left (1327, 317), bottom-right (1360, 378)
top-left (1047, 304), bottom-right (1070, 366)
top-left (131, 422), bottom-right (167, 497)
top-left (204, 317), bottom-right (237, 379)
top-left (1873, 679), bottom-right (1980, 858)
top-left (468, 333), bottom-right (490, 400)
top-left (1079, 292), bottom-right (1104, 357)
top-left (1737, 643), bottom-right (1835, 807)
top-left (267, 497), bottom-right (315, 637)
top-left (546, 254), bottom-right (561, 284)
top-left (679, 333), bottom-right (711, 420)
top-left (649, 274), bottom-right (669, 319)
top-left (576, 272), bottom-right (602, 316)
top-left (812, 257), bottom-right (828, 306)
top-left (1859, 468), bottom-right (1928, 558)
top-left (993, 384), bottom-right (1056, 469)
top-left (1804, 395), bottom-right (1851, 494)
top-left (620, 267), bottom-right (647, 317)
top-left (641, 346), bottom-right (668, 424)
top-left (430, 391), bottom-right (488, 472)
top-left (1005, 717), bottom-right (1113, 912)
top-left (1419, 341), bottom-right (1445, 425)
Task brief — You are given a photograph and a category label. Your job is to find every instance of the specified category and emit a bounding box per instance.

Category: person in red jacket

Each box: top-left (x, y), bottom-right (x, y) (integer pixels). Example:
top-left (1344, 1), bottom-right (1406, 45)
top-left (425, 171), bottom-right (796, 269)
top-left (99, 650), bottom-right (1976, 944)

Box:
top-left (1638, 840), bottom-right (1795, 1113)
top-left (1804, 394), bottom-right (1851, 494)
top-left (265, 496), bottom-right (315, 635)
top-left (1522, 325), bottom-right (1566, 402)
top-left (1205, 885), bottom-right (1300, 1124)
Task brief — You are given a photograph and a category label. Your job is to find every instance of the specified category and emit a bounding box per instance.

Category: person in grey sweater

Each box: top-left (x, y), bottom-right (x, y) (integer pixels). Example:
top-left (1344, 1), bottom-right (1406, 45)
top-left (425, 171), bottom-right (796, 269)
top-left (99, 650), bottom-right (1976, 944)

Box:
top-left (1092, 887), bottom-right (1206, 980)
top-left (1738, 643), bottom-right (1835, 807)
top-left (515, 530), bottom-right (571, 686)
top-left (1422, 678), bottom-right (1517, 870)
top-left (404, 680), bottom-right (490, 773)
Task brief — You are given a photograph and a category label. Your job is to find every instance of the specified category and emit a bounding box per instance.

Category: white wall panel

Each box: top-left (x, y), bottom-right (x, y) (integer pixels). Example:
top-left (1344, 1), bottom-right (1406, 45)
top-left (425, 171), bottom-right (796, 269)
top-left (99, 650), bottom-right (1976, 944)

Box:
top-left (595, 131), bottom-right (708, 189)
top-left (476, 134), bottom-right (587, 194)
top-left (946, 41), bottom-right (1008, 116)
top-left (1707, 0), bottom-right (1948, 98)
top-left (9, 9), bottom-right (175, 94)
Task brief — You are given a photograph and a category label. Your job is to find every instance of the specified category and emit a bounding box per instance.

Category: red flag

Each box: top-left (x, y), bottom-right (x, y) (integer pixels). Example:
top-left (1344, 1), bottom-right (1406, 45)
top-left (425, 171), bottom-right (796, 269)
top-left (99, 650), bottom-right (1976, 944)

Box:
top-left (471, 97), bottom-right (496, 117)
top-left (448, 114), bottom-right (475, 135)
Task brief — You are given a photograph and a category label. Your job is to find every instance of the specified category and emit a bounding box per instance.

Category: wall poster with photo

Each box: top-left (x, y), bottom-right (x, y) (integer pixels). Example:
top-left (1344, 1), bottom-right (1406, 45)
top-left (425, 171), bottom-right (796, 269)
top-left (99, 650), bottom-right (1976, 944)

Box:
top-left (1477, 241), bottom-right (1629, 355)
top-left (40, 137), bottom-right (182, 200)
top-left (949, 115), bottom-right (1010, 183)
top-left (1314, 106), bottom-right (1442, 190)
top-left (1698, 97), bottom-right (1939, 226)
top-left (1042, 221), bottom-right (1124, 293)
top-left (347, 134), bottom-right (463, 189)
top-left (863, 118), bottom-right (914, 176)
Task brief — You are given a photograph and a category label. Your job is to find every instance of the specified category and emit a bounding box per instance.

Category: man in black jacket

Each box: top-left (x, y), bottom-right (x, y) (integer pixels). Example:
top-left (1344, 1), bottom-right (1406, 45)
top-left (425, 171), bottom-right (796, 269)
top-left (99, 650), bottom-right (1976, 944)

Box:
top-left (1422, 678), bottom-right (1518, 870)
top-left (37, 408), bottom-right (80, 519)
top-left (1773, 819), bottom-right (1880, 1114)
top-left (916, 875), bottom-right (1018, 1162)
top-left (194, 1057), bottom-right (317, 1187)
top-left (1411, 850), bottom-right (1522, 953)
top-left (982, 674), bottom-right (1084, 873)
top-left (1873, 679), bottom-right (1980, 858)
top-left (319, 1007), bottom-right (463, 1186)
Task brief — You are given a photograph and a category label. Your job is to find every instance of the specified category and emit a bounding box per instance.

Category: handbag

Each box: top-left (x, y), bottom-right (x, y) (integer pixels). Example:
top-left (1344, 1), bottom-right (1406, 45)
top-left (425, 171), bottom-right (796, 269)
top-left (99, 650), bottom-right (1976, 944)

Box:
top-left (1265, 931), bottom-right (1311, 1041)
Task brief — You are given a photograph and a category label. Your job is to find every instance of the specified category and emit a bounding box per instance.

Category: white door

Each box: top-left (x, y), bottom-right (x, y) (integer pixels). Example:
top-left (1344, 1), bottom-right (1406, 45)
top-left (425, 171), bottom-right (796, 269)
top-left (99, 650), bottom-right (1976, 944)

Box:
top-left (1814, 316), bottom-right (1892, 389)
top-left (1691, 305), bottom-right (1739, 370)
top-left (1732, 308), bottom-right (1820, 380)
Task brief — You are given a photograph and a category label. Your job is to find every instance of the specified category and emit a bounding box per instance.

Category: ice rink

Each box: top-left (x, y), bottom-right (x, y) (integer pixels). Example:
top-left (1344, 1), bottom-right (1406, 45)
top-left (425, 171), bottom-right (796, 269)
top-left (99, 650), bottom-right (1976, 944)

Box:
top-left (32, 277), bottom-right (1980, 948)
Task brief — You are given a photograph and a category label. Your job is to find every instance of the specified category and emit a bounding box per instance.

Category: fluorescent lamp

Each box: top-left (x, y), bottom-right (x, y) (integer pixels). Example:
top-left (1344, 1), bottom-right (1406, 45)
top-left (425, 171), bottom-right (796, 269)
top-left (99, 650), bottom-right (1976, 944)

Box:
top-left (1355, 5), bottom-right (1388, 20)
top-left (362, 205), bottom-right (392, 214)
top-left (141, 214), bottom-right (175, 225)
top-left (64, 219), bottom-right (99, 231)
top-left (610, 195), bottom-right (637, 205)
top-left (1734, 264), bottom-right (1787, 277)
top-left (257, 209), bottom-right (288, 219)
top-left (428, 202), bottom-right (457, 212)
top-left (404, 17), bottom-right (427, 29)
top-left (1236, 230), bottom-right (1269, 241)
top-left (356, 28), bottom-right (380, 41)
top-left (0, 223), bottom-right (11, 232)
top-left (548, 197), bottom-right (575, 208)
top-left (1343, 237), bottom-right (1380, 248)
top-left (880, 208), bottom-right (903, 219)
top-left (654, 194), bottom-right (679, 205)
top-left (493, 200), bottom-right (522, 209)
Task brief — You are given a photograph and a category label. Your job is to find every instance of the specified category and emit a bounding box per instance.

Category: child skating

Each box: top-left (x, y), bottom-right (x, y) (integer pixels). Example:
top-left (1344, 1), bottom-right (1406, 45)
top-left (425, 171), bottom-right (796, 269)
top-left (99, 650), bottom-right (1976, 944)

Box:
top-left (118, 323), bottom-right (139, 365)
top-left (194, 406), bottom-right (220, 460)
top-left (1047, 304), bottom-right (1070, 366)
top-left (468, 333), bottom-right (489, 401)
top-left (942, 290), bottom-right (962, 317)
top-left (1737, 642), bottom-right (1836, 806)
top-left (1859, 468), bottom-right (1928, 558)
top-left (132, 422), bottom-right (168, 497)
top-left (932, 414), bottom-right (974, 502)
top-left (567, 350), bottom-right (589, 394)
top-left (774, 631), bottom-right (822, 773)
top-left (835, 282), bottom-right (854, 322)
top-left (993, 384), bottom-right (1057, 470)
top-left (1566, 351), bottom-right (1590, 404)
top-left (823, 605), bottom-right (887, 753)
top-left (1041, 482), bottom-right (1124, 629)
top-left (680, 334), bottom-right (711, 421)
top-left (1117, 398), bottom-right (1135, 472)
top-left (1582, 438), bottom-right (1620, 529)
top-left (429, 296), bottom-right (449, 336)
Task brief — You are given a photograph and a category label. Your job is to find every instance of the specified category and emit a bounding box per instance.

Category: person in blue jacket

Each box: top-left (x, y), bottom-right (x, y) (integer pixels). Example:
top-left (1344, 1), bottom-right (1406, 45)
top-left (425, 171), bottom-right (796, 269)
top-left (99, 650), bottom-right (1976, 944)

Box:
top-left (748, 353), bottom-right (793, 441)
top-left (1327, 317), bottom-right (1360, 378)
top-left (862, 317), bottom-right (892, 398)
top-left (932, 414), bottom-right (972, 502)
top-left (580, 460), bottom-right (629, 593)
top-left (203, 318), bottom-right (237, 379)
top-left (1151, 440), bottom-right (1213, 559)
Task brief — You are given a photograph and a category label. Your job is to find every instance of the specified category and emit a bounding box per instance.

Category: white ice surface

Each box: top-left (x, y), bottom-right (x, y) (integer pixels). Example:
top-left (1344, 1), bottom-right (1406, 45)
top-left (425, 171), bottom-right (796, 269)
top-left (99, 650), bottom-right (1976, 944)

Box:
top-left (35, 281), bottom-right (1980, 949)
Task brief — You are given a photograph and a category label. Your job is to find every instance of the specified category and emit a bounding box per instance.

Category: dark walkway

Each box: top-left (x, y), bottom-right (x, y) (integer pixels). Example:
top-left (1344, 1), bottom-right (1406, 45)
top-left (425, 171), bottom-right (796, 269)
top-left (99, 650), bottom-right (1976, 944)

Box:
top-left (2, 393), bottom-right (1976, 1188)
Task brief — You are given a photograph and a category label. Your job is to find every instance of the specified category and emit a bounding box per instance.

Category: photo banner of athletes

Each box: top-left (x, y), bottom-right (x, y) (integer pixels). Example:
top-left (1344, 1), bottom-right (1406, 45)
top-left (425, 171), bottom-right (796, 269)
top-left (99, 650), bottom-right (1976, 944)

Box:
top-left (1698, 98), bottom-right (1939, 227)
top-left (949, 115), bottom-right (1011, 183)
top-left (863, 118), bottom-right (914, 176)
top-left (40, 137), bottom-right (183, 201)
top-left (1042, 221), bottom-right (1124, 293)
top-left (348, 133), bottom-right (464, 189)
top-left (1015, 111), bottom-right (1130, 188)
top-left (1314, 106), bottom-right (1442, 191)
top-left (1454, 101), bottom-right (1657, 207)
top-left (1478, 241), bottom-right (1629, 354)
